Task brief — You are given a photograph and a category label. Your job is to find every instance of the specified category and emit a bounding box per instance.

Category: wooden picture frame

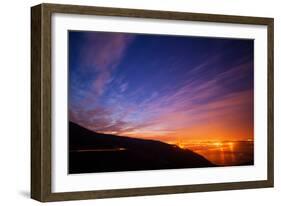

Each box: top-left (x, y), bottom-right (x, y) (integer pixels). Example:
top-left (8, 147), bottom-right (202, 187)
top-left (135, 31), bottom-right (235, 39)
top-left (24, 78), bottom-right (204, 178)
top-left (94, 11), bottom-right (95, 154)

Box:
top-left (31, 3), bottom-right (274, 202)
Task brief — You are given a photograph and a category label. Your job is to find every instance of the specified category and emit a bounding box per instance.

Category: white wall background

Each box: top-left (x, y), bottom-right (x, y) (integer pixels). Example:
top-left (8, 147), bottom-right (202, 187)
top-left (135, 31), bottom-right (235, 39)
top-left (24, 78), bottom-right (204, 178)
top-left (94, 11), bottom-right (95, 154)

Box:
top-left (0, 0), bottom-right (279, 205)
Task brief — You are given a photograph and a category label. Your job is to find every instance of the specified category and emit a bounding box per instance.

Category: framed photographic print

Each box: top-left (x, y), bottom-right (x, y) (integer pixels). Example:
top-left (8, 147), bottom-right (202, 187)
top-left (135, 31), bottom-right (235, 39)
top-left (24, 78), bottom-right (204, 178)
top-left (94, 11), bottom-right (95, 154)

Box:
top-left (31, 3), bottom-right (274, 202)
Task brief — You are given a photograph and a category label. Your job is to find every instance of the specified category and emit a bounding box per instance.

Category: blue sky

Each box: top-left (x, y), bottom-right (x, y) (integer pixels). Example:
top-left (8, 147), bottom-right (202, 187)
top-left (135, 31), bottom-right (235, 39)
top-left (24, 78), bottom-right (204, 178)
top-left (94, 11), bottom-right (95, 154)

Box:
top-left (68, 31), bottom-right (253, 143)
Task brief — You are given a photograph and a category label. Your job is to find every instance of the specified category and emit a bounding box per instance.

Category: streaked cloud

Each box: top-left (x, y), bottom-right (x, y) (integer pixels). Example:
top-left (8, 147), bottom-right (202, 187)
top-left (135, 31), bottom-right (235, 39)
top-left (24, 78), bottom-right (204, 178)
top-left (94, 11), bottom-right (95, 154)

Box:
top-left (69, 31), bottom-right (253, 144)
top-left (69, 32), bottom-right (135, 107)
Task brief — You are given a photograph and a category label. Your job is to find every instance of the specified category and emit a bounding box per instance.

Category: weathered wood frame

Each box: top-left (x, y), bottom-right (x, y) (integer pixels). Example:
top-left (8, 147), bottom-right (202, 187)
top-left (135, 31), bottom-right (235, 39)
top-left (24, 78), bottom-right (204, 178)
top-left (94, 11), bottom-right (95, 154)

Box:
top-left (31, 3), bottom-right (274, 202)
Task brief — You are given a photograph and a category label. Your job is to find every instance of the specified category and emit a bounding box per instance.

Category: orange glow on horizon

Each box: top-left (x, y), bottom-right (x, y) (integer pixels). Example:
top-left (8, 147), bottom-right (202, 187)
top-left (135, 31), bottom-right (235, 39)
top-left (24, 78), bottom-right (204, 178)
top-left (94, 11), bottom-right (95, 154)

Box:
top-left (97, 90), bottom-right (253, 146)
top-left (166, 139), bottom-right (254, 166)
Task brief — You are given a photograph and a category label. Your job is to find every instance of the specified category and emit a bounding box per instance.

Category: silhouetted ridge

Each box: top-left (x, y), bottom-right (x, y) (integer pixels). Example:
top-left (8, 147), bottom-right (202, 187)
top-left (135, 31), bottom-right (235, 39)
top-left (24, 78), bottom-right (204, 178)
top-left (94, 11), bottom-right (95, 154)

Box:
top-left (69, 121), bottom-right (215, 173)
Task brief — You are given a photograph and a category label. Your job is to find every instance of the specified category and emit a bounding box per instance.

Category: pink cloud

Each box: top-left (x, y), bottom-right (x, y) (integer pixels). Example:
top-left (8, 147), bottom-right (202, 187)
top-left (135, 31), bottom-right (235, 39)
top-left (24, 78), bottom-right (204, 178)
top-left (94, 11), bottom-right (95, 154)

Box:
top-left (70, 54), bottom-right (253, 143)
top-left (80, 33), bottom-right (135, 96)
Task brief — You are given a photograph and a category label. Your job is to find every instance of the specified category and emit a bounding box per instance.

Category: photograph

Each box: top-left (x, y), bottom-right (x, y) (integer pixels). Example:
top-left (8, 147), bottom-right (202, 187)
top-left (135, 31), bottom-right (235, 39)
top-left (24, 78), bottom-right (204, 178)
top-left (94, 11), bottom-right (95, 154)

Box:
top-left (68, 30), bottom-right (254, 174)
top-left (30, 3), bottom-right (273, 201)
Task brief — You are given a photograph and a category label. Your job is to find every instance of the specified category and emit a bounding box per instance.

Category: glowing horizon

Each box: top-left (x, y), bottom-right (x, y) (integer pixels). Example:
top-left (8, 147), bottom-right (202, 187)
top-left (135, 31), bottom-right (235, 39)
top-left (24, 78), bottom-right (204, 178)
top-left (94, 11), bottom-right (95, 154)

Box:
top-left (68, 31), bottom-right (254, 145)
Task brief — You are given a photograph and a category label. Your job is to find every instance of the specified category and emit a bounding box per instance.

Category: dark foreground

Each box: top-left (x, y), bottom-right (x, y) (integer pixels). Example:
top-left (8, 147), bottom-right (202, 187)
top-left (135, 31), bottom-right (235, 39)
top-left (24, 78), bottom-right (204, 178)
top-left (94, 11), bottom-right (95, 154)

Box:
top-left (69, 122), bottom-right (215, 174)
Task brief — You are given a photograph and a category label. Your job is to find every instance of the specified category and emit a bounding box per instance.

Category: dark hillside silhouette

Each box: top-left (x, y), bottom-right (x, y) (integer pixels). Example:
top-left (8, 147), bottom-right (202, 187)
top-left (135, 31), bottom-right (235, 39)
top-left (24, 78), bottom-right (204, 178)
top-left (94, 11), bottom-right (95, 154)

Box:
top-left (69, 121), bottom-right (215, 174)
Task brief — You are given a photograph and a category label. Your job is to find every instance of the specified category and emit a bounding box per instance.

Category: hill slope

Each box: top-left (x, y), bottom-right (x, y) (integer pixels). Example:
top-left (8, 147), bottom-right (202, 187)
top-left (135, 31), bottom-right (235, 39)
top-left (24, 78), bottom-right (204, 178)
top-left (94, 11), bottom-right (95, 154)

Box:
top-left (69, 121), bottom-right (215, 173)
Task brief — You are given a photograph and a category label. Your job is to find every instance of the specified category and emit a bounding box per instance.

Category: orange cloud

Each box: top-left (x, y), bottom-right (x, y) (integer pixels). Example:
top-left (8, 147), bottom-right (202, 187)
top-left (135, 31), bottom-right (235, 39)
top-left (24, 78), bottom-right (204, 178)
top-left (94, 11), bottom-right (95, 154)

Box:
top-left (119, 89), bottom-right (253, 144)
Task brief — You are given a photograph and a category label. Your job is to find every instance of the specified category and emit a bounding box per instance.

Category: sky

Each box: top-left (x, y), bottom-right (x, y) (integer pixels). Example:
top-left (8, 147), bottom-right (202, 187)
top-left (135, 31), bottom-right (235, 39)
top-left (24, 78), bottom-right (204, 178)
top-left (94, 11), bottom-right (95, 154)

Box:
top-left (68, 31), bottom-right (254, 144)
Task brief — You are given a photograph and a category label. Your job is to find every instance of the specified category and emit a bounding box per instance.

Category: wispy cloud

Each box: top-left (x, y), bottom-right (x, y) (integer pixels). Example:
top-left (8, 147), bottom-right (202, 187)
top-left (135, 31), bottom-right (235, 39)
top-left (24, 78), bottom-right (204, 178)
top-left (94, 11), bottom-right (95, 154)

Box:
top-left (71, 57), bottom-right (253, 142)
top-left (74, 32), bottom-right (135, 98)
top-left (69, 32), bottom-right (253, 143)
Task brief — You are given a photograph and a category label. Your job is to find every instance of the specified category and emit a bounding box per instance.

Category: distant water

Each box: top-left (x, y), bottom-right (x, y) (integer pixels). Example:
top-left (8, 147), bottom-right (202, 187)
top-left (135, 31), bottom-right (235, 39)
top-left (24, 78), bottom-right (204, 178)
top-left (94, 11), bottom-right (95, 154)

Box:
top-left (185, 141), bottom-right (254, 166)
